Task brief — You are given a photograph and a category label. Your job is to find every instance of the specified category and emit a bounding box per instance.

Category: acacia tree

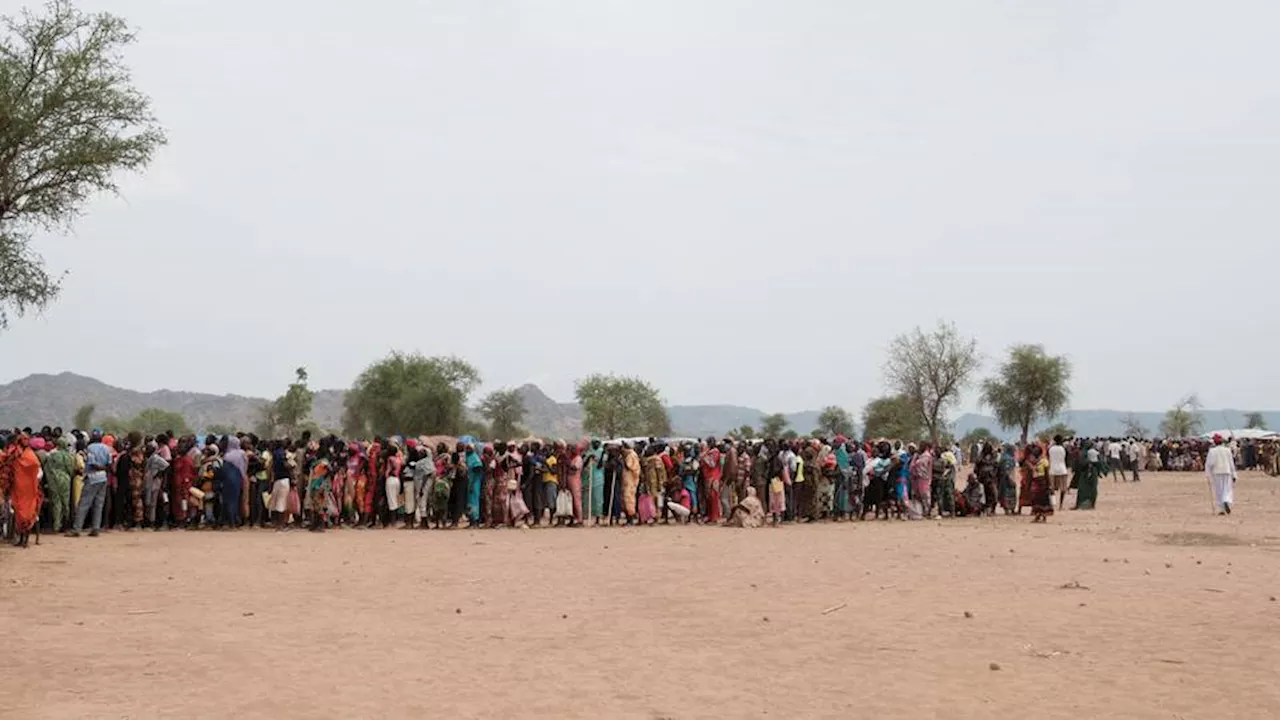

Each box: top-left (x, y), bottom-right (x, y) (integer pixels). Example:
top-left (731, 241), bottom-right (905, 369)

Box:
top-left (883, 321), bottom-right (981, 444)
top-left (1245, 412), bottom-right (1268, 430)
top-left (343, 352), bottom-right (481, 437)
top-left (1120, 412), bottom-right (1149, 438)
top-left (725, 424), bottom-right (755, 440)
top-left (1036, 422), bottom-right (1075, 443)
top-left (815, 406), bottom-right (856, 437)
top-left (275, 367), bottom-right (314, 436)
top-left (979, 344), bottom-right (1071, 444)
top-left (959, 427), bottom-right (996, 447)
top-left (575, 374), bottom-right (670, 438)
top-left (861, 394), bottom-right (925, 441)
top-left (758, 413), bottom-right (789, 438)
top-left (478, 388), bottom-right (526, 439)
top-left (0, 1), bottom-right (165, 327)
top-left (1160, 394), bottom-right (1203, 438)
top-left (99, 407), bottom-right (190, 436)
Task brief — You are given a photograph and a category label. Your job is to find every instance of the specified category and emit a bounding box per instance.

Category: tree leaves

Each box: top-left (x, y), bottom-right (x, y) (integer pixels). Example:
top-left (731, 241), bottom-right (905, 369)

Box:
top-left (0, 1), bottom-right (165, 326)
top-left (979, 344), bottom-right (1072, 443)
top-left (815, 406), bottom-right (855, 437)
top-left (478, 388), bottom-right (527, 440)
top-left (343, 352), bottom-right (481, 438)
top-left (861, 394), bottom-right (925, 442)
top-left (758, 413), bottom-right (789, 438)
top-left (575, 374), bottom-right (670, 438)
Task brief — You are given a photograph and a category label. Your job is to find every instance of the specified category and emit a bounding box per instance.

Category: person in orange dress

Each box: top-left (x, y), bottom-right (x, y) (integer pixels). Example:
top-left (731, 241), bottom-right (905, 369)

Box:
top-left (10, 432), bottom-right (44, 548)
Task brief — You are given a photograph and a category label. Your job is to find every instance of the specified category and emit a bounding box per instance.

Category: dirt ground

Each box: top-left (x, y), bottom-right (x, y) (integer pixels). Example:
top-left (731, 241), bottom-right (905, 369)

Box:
top-left (2, 471), bottom-right (1279, 719)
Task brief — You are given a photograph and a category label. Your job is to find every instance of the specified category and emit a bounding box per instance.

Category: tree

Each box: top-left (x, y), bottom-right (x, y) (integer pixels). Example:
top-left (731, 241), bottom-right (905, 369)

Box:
top-left (1036, 422), bottom-right (1075, 443)
top-left (205, 423), bottom-right (236, 437)
top-left (99, 407), bottom-right (190, 436)
top-left (274, 367), bottom-right (314, 436)
top-left (343, 352), bottom-right (481, 437)
top-left (960, 427), bottom-right (996, 448)
top-left (979, 344), bottom-right (1071, 444)
top-left (574, 374), bottom-right (671, 438)
top-left (725, 424), bottom-right (756, 441)
top-left (72, 403), bottom-right (94, 429)
top-left (814, 406), bottom-right (856, 438)
top-left (1120, 412), bottom-right (1149, 438)
top-left (1159, 394), bottom-right (1204, 438)
top-left (0, 1), bottom-right (165, 327)
top-left (861, 394), bottom-right (925, 441)
top-left (478, 388), bottom-right (526, 439)
top-left (759, 413), bottom-right (789, 438)
top-left (884, 320), bottom-right (981, 444)
top-left (1245, 412), bottom-right (1268, 430)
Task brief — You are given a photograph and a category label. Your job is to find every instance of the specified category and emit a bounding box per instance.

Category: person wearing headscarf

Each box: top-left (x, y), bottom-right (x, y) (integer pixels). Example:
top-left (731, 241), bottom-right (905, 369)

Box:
top-left (936, 445), bottom-right (957, 517)
top-left (1072, 440), bottom-right (1101, 510)
top-left (412, 443), bottom-right (435, 528)
top-left (602, 443), bottom-right (622, 525)
top-left (816, 441), bottom-right (836, 519)
top-left (218, 436), bottom-right (247, 528)
top-left (500, 443), bottom-right (530, 527)
top-left (427, 443), bottom-right (454, 529)
top-left (42, 437), bottom-right (76, 533)
top-left (143, 439), bottom-right (171, 528)
top-left (307, 445), bottom-right (333, 531)
top-left (832, 437), bottom-right (851, 520)
top-left (750, 443), bottom-right (770, 516)
top-left (171, 437), bottom-right (198, 527)
top-left (621, 442), bottom-right (641, 523)
top-left (726, 486), bottom-right (765, 528)
top-left (564, 443), bottom-right (584, 525)
top-left (998, 444), bottom-right (1019, 514)
top-left (863, 441), bottom-right (893, 520)
top-left (384, 439), bottom-right (404, 526)
top-left (449, 442), bottom-right (470, 527)
top-left (125, 432), bottom-right (147, 527)
top-left (9, 432), bottom-right (43, 547)
top-left (583, 439), bottom-right (606, 524)
top-left (700, 438), bottom-right (723, 524)
top-left (465, 440), bottom-right (483, 525)
top-left (1025, 445), bottom-right (1053, 522)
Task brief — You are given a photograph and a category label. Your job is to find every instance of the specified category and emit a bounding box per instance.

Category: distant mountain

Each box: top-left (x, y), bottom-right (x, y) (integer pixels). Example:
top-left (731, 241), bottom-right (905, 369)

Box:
top-left (952, 410), bottom-right (1279, 440)
top-left (0, 372), bottom-right (346, 432)
top-left (8, 373), bottom-right (1265, 440)
top-left (0, 373), bottom-right (825, 439)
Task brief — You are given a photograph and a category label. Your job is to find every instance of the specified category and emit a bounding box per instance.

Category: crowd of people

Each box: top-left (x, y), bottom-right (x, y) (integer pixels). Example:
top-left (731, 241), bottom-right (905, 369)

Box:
top-left (0, 423), bottom-right (1263, 548)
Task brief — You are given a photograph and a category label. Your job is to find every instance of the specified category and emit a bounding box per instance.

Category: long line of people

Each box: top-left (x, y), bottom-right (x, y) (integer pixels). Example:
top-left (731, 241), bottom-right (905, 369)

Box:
top-left (2, 425), bottom-right (1144, 546)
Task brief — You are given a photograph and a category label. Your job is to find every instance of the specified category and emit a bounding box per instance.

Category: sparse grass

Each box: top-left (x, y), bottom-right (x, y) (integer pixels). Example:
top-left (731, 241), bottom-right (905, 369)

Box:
top-left (1155, 531), bottom-right (1245, 547)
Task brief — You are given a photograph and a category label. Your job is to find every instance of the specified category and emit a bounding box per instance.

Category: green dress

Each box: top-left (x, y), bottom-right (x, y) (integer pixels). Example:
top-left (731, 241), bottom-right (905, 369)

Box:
top-left (1073, 454), bottom-right (1100, 510)
top-left (42, 444), bottom-right (76, 530)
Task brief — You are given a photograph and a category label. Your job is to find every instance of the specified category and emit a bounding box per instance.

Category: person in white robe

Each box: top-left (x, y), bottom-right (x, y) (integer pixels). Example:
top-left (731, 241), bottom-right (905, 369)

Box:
top-left (1205, 434), bottom-right (1237, 515)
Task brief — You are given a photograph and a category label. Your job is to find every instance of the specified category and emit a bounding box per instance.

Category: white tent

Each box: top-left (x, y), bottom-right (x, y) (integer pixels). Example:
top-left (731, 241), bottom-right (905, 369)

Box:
top-left (1200, 428), bottom-right (1279, 441)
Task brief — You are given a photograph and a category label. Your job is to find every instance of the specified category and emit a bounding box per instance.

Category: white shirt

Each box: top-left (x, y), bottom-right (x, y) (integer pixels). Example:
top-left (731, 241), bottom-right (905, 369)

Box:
top-left (1108, 442), bottom-right (1123, 460)
top-left (1087, 448), bottom-right (1100, 463)
top-left (1205, 445), bottom-right (1236, 477)
top-left (1048, 445), bottom-right (1068, 475)
top-left (1128, 443), bottom-right (1141, 462)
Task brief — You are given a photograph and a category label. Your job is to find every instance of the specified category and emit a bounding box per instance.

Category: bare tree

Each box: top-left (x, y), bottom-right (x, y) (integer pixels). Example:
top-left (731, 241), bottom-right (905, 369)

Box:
top-left (1120, 412), bottom-right (1149, 438)
top-left (883, 321), bottom-right (981, 444)
top-left (1159, 394), bottom-right (1203, 438)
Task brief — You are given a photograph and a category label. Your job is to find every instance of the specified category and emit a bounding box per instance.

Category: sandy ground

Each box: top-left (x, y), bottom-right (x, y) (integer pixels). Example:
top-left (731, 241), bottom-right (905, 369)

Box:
top-left (2, 471), bottom-right (1279, 720)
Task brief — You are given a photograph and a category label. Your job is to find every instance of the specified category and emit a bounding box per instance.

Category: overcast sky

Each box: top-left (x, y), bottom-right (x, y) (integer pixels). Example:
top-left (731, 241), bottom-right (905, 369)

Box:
top-left (2, 0), bottom-right (1277, 415)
